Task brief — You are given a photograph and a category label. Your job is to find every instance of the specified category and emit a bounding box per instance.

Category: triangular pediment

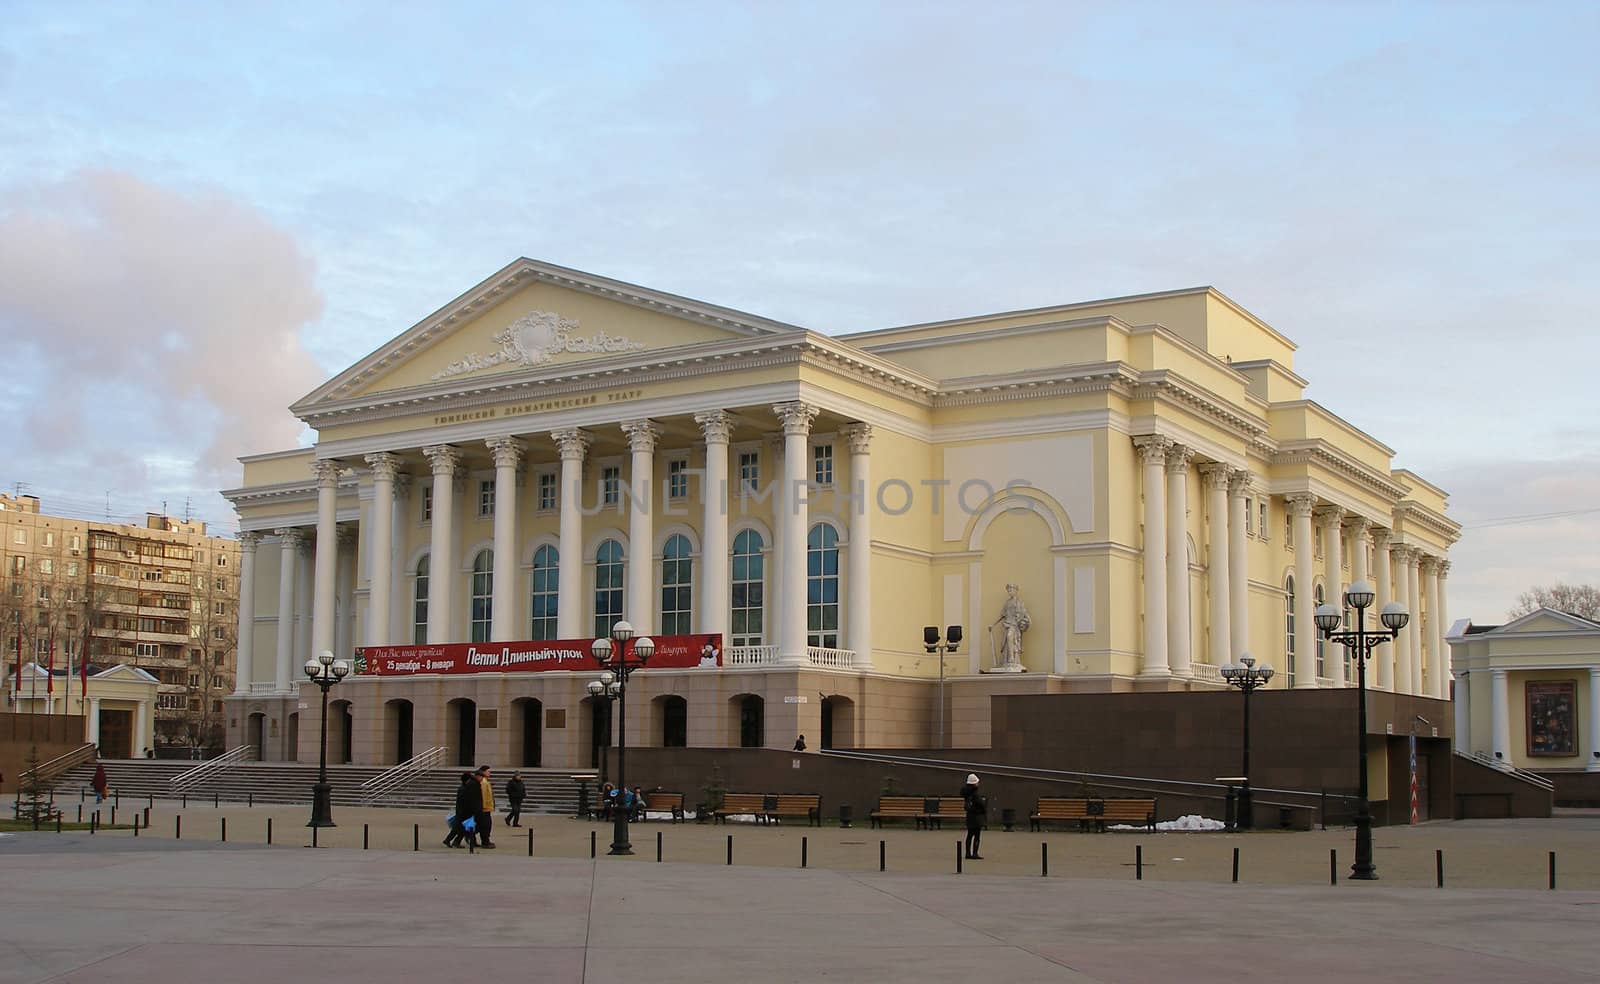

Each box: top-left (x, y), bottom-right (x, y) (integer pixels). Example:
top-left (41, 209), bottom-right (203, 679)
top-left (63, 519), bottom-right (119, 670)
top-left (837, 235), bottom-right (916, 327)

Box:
top-left (296, 258), bottom-right (803, 410)
top-left (1491, 608), bottom-right (1600, 636)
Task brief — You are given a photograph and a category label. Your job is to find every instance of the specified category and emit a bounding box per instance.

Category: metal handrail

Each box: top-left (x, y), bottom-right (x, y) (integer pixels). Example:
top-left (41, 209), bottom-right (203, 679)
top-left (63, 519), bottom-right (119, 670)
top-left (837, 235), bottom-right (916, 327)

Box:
top-left (169, 745), bottom-right (255, 792)
top-left (22, 743), bottom-right (96, 784)
top-left (361, 746), bottom-right (447, 804)
top-left (1456, 749), bottom-right (1555, 790)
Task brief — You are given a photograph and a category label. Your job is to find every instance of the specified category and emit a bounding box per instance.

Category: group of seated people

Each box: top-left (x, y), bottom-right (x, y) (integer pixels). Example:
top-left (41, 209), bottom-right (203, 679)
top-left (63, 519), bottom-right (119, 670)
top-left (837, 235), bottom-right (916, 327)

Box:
top-left (597, 782), bottom-right (650, 820)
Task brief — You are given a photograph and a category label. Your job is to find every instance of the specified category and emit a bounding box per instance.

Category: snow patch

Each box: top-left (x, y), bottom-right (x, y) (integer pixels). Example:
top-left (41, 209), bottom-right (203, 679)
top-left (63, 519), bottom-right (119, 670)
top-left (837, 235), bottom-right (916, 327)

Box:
top-left (1109, 814), bottom-right (1226, 832)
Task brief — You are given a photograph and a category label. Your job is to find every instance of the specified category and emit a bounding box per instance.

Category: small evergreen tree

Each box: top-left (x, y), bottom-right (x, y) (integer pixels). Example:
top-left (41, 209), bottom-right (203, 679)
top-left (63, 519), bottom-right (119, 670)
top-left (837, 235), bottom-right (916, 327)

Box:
top-left (14, 745), bottom-right (55, 825)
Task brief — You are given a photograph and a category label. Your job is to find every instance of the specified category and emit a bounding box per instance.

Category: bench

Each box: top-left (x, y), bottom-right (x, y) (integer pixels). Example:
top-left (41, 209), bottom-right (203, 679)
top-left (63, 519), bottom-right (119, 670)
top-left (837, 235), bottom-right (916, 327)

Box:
top-left (870, 796), bottom-right (926, 828)
top-left (713, 793), bottom-right (773, 824)
top-left (767, 794), bottom-right (823, 826)
top-left (643, 791), bottom-right (685, 822)
top-left (1030, 797), bottom-right (1156, 832)
top-left (923, 796), bottom-right (968, 830)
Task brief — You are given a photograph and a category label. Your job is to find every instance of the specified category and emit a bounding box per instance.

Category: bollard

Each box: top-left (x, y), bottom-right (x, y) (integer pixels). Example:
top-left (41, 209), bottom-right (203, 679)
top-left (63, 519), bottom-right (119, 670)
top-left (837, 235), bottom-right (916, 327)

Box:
top-left (116, 791), bottom-right (121, 809)
top-left (1135, 844), bottom-right (1142, 880)
top-left (655, 830), bottom-right (661, 863)
top-left (111, 806), bottom-right (116, 826)
top-left (1549, 851), bottom-right (1556, 890)
top-left (89, 813), bottom-right (95, 834)
top-left (148, 795), bottom-right (153, 810)
top-left (532, 828), bottom-right (537, 858)
top-left (56, 814), bottom-right (62, 834)
top-left (214, 793), bottom-right (219, 809)
top-left (802, 836), bottom-right (808, 869)
top-left (183, 793), bottom-right (187, 809)
top-left (312, 826), bottom-right (319, 848)
top-left (268, 818), bottom-right (274, 845)
top-left (1330, 849), bottom-right (1337, 885)
top-left (413, 824), bottom-right (419, 852)
top-left (132, 815), bottom-right (138, 837)
top-left (363, 824), bottom-right (369, 850)
top-left (956, 842), bottom-right (963, 874)
top-left (1042, 842), bottom-right (1048, 878)
top-left (77, 805), bottom-right (83, 823)
top-left (727, 835), bottom-right (734, 866)
top-left (144, 806), bottom-right (150, 827)
top-left (590, 830), bottom-right (597, 859)
top-left (222, 817), bottom-right (227, 843)
top-left (176, 815), bottom-right (182, 839)
top-left (81, 789), bottom-right (85, 804)
top-left (1232, 847), bottom-right (1239, 884)
top-left (249, 793), bottom-right (254, 808)
top-left (879, 840), bottom-right (886, 872)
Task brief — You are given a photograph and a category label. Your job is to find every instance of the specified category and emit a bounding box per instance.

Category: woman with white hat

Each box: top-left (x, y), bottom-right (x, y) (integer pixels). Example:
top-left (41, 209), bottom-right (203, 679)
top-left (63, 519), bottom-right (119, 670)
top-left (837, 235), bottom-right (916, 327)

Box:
top-left (960, 773), bottom-right (986, 859)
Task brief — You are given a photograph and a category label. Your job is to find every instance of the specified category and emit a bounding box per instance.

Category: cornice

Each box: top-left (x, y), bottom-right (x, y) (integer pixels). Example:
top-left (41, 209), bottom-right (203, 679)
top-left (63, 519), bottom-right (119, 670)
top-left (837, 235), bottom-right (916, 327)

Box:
top-left (933, 362), bottom-right (1140, 408)
top-left (1132, 369), bottom-right (1268, 441)
top-left (860, 314), bottom-right (1135, 355)
top-left (1393, 500), bottom-right (1463, 543)
top-left (1271, 439), bottom-right (1408, 501)
top-left (222, 476), bottom-right (360, 508)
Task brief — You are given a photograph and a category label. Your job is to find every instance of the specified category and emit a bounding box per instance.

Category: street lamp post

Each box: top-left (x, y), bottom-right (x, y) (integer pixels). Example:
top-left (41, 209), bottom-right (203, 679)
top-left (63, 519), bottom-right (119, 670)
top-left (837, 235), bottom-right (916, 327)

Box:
top-left (587, 620), bottom-right (655, 856)
top-left (922, 626), bottom-right (963, 749)
top-left (1314, 580), bottom-right (1408, 881)
top-left (1220, 652), bottom-right (1274, 830)
top-left (303, 649), bottom-right (349, 829)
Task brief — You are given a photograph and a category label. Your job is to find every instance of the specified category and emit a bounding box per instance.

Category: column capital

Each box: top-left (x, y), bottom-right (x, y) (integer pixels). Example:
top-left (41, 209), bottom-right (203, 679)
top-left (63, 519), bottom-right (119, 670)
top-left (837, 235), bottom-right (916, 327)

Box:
top-left (336, 526), bottom-right (358, 550)
top-left (1198, 462), bottom-right (1232, 490)
top-left (551, 428), bottom-right (591, 461)
top-left (1314, 504), bottom-right (1346, 528)
top-left (1286, 493), bottom-right (1317, 519)
top-left (1345, 515), bottom-right (1371, 540)
top-left (694, 410), bottom-right (734, 445)
top-left (841, 421), bottom-right (874, 455)
top-left (621, 419), bottom-right (660, 453)
top-left (773, 401), bottom-right (819, 437)
top-left (422, 444), bottom-right (463, 475)
top-left (1164, 444), bottom-right (1194, 474)
top-left (1439, 560), bottom-right (1451, 578)
top-left (1133, 434), bottom-right (1172, 465)
top-left (364, 451), bottom-right (402, 482)
top-left (486, 436), bottom-right (527, 469)
top-left (1419, 554), bottom-right (1440, 575)
top-left (238, 531), bottom-right (262, 553)
top-left (1372, 527), bottom-right (1394, 550)
top-left (274, 527), bottom-right (304, 547)
top-left (1227, 468), bottom-right (1253, 496)
top-left (312, 459), bottom-right (342, 487)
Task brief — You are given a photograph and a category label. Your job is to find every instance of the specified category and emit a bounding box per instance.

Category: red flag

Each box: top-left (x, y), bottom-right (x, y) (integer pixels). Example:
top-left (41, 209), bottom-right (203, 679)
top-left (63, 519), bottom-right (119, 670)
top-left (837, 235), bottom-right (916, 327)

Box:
top-left (13, 630), bottom-right (20, 695)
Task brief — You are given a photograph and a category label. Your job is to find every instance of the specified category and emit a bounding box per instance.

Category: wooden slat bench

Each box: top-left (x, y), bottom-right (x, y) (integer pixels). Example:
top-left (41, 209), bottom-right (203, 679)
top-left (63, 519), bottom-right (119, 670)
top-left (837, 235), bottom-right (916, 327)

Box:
top-left (643, 791), bottom-right (685, 822)
top-left (713, 793), bottom-right (772, 824)
top-left (924, 796), bottom-right (968, 830)
top-left (767, 794), bottom-right (823, 826)
top-left (870, 796), bottom-right (927, 828)
top-left (1030, 797), bottom-right (1157, 832)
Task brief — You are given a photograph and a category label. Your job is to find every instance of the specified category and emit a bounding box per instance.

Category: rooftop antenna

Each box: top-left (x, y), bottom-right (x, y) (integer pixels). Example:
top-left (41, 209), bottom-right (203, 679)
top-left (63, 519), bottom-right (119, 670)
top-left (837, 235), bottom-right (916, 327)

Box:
top-left (104, 490), bottom-right (112, 521)
top-left (184, 496), bottom-right (192, 522)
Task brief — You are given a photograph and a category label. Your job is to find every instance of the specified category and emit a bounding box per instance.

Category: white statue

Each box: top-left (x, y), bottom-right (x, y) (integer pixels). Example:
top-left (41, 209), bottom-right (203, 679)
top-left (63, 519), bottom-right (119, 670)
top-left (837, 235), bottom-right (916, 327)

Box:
top-left (989, 583), bottom-right (1030, 672)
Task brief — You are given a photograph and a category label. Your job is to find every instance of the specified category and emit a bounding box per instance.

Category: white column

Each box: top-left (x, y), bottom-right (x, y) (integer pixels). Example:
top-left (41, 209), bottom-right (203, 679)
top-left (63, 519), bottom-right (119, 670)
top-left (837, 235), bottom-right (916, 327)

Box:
top-left (1453, 671), bottom-right (1470, 755)
top-left (273, 528), bottom-right (301, 693)
top-left (293, 539), bottom-right (313, 675)
top-left (335, 528), bottom-right (356, 658)
top-left (695, 411), bottom-right (732, 640)
top-left (1422, 557), bottom-right (1442, 699)
top-left (1406, 550), bottom-right (1424, 695)
top-left (1135, 437), bottom-right (1170, 678)
top-left (364, 452), bottom-right (399, 647)
top-left (87, 697), bottom-right (101, 747)
top-left (486, 436), bottom-right (525, 642)
top-left (775, 402), bottom-right (819, 665)
top-left (621, 420), bottom-right (659, 631)
top-left (1373, 530), bottom-right (1395, 691)
top-left (421, 446), bottom-right (461, 643)
top-left (1227, 471), bottom-right (1250, 660)
top-left (135, 698), bottom-right (148, 756)
top-left (233, 532), bottom-right (260, 695)
top-left (1288, 494), bottom-right (1317, 688)
top-left (1349, 518), bottom-right (1370, 595)
top-left (1587, 667), bottom-right (1600, 772)
top-left (1437, 561), bottom-right (1452, 698)
top-left (1165, 445), bottom-right (1193, 679)
top-left (1490, 668), bottom-right (1511, 764)
top-left (552, 430), bottom-right (590, 641)
top-left (1390, 545), bottom-right (1413, 694)
top-left (311, 459), bottom-right (340, 659)
top-left (390, 473), bottom-right (412, 644)
top-left (1318, 506), bottom-right (1346, 687)
top-left (842, 422), bottom-right (874, 668)
top-left (1199, 465), bottom-right (1231, 669)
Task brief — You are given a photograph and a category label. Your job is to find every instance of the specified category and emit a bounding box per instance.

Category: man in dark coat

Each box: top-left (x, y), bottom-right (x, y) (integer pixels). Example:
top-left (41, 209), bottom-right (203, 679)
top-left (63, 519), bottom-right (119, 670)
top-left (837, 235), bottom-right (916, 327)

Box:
top-left (445, 772), bottom-right (481, 848)
top-left (505, 772), bottom-right (527, 827)
top-left (961, 773), bottom-right (986, 860)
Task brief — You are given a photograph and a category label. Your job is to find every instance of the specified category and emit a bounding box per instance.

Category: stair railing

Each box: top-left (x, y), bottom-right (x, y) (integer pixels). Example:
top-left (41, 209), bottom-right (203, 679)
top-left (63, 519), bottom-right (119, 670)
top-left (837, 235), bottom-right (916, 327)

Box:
top-left (169, 745), bottom-right (255, 793)
top-left (360, 746), bottom-right (448, 805)
top-left (22, 743), bottom-right (97, 784)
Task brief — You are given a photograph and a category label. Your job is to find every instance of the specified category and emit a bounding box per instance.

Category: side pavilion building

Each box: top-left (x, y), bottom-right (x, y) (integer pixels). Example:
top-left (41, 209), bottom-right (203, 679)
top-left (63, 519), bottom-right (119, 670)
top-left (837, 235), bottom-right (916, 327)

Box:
top-left (223, 258), bottom-right (1458, 769)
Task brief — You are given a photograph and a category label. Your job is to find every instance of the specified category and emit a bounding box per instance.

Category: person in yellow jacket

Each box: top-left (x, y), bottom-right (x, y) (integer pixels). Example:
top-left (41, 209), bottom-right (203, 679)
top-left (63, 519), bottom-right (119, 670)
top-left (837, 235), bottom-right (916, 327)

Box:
top-left (474, 765), bottom-right (496, 848)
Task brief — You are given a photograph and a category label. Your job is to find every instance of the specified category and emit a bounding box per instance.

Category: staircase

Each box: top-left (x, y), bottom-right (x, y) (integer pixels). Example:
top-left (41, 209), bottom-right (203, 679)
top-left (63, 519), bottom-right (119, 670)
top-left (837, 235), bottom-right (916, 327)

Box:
top-left (54, 759), bottom-right (584, 815)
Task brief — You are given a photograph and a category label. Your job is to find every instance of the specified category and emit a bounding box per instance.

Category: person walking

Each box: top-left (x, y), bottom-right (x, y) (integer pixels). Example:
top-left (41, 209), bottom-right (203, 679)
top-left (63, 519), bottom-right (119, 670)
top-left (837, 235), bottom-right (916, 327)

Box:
top-left (960, 773), bottom-right (986, 860)
top-left (505, 771), bottom-right (526, 828)
top-left (92, 763), bottom-right (109, 804)
top-left (475, 766), bottom-right (496, 848)
top-left (445, 772), bottom-right (481, 848)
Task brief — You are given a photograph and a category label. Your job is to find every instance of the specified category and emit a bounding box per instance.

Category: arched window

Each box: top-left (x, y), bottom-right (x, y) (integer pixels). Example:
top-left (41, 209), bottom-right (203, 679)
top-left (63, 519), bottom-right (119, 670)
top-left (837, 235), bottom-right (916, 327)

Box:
top-left (731, 529), bottom-right (765, 647)
top-left (529, 545), bottom-right (558, 641)
top-left (593, 539), bottom-right (624, 637)
top-left (660, 534), bottom-right (692, 635)
top-left (1314, 583), bottom-right (1326, 679)
top-left (470, 549), bottom-right (493, 643)
top-left (1284, 575), bottom-right (1296, 688)
top-left (413, 556), bottom-right (429, 644)
top-left (807, 523), bottom-right (840, 648)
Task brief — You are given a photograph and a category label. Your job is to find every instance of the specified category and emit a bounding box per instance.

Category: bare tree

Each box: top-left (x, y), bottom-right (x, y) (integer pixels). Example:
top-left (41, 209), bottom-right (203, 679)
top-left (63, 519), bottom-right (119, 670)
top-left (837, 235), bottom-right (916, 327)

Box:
top-left (1509, 583), bottom-right (1600, 621)
top-left (188, 572), bottom-right (236, 754)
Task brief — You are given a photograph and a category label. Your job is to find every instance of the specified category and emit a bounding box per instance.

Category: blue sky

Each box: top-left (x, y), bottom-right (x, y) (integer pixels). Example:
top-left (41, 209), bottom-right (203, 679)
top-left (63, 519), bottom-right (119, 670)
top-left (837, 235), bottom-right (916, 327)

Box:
top-left (1, 1), bottom-right (1596, 622)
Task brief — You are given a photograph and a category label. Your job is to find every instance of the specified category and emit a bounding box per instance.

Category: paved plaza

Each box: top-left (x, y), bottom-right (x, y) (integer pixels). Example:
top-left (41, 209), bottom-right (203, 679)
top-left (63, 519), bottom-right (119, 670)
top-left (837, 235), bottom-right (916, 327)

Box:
top-left (2, 808), bottom-right (1598, 982)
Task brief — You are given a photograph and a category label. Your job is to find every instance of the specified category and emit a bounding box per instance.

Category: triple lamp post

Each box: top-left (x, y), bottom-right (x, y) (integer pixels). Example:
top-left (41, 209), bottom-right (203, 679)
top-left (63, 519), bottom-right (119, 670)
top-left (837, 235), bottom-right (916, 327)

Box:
top-left (304, 649), bottom-right (350, 829)
top-left (586, 620), bottom-right (655, 855)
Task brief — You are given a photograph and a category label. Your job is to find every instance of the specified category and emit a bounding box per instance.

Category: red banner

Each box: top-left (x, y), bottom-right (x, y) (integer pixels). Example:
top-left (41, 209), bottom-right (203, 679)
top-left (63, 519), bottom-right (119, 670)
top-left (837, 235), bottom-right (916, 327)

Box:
top-left (354, 634), bottom-right (723, 676)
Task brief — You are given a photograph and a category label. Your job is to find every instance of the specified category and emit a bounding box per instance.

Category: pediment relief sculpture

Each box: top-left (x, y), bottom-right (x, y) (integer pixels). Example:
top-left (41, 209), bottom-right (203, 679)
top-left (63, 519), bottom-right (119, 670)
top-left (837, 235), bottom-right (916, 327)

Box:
top-left (432, 310), bottom-right (646, 380)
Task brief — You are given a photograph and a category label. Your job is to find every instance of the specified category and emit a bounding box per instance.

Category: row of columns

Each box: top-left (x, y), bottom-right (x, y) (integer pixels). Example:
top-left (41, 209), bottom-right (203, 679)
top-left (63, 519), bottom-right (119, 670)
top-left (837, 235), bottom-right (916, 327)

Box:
top-left (235, 403), bottom-right (876, 694)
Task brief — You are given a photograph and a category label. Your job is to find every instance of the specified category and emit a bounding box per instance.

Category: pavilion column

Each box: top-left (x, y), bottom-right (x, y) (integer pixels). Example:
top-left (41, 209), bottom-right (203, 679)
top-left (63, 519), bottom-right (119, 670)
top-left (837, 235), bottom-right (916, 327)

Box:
top-left (1422, 557), bottom-right (1442, 699)
top-left (1587, 667), bottom-right (1600, 772)
top-left (1349, 518), bottom-right (1370, 594)
top-left (1134, 437), bottom-right (1170, 678)
top-left (422, 445), bottom-right (462, 644)
top-left (1373, 530), bottom-right (1395, 691)
top-left (232, 532), bottom-right (260, 695)
top-left (1199, 464), bottom-right (1231, 669)
top-left (487, 437), bottom-right (525, 642)
top-left (1490, 668), bottom-right (1511, 764)
top-left (842, 423), bottom-right (874, 669)
top-left (311, 460), bottom-right (340, 659)
top-left (552, 430), bottom-right (591, 641)
top-left (335, 528), bottom-right (357, 658)
top-left (1453, 671), bottom-right (1471, 755)
top-left (87, 697), bottom-right (101, 747)
top-left (273, 528), bottom-right (301, 693)
top-left (1406, 550), bottom-right (1424, 695)
top-left (1287, 494), bottom-right (1317, 688)
top-left (363, 453), bottom-right (400, 647)
top-left (1227, 471), bottom-right (1251, 660)
top-left (1317, 506), bottom-right (1346, 687)
top-left (621, 421), bottom-right (660, 631)
top-left (775, 402), bottom-right (819, 666)
top-left (1165, 446), bottom-right (1194, 679)
top-left (695, 412), bottom-right (732, 641)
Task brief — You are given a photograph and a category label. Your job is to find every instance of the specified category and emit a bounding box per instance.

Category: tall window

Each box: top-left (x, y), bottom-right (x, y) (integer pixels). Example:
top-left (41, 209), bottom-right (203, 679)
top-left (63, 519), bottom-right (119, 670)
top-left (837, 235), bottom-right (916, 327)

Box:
top-left (1284, 575), bottom-right (1296, 688)
top-left (1259, 500), bottom-right (1268, 540)
top-left (667, 459), bottom-right (689, 500)
top-left (530, 545), bottom-right (558, 640)
top-left (537, 472), bottom-right (557, 511)
top-left (470, 550), bottom-right (494, 642)
top-left (601, 466), bottom-right (621, 506)
top-left (812, 444), bottom-right (834, 486)
top-left (413, 556), bottom-right (430, 644)
top-left (806, 524), bottom-right (840, 648)
top-left (659, 535), bottom-right (693, 635)
top-left (1314, 583), bottom-right (1326, 678)
top-left (731, 530), bottom-right (765, 647)
top-left (594, 539), bottom-right (624, 637)
top-left (421, 486), bottom-right (433, 523)
top-left (1245, 498), bottom-right (1254, 534)
top-left (738, 452), bottom-right (759, 494)
top-left (478, 480), bottom-right (495, 518)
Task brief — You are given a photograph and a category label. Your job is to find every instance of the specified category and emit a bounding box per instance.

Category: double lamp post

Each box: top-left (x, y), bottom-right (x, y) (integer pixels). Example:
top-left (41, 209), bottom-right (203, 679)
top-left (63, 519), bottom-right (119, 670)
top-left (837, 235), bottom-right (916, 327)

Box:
top-left (587, 620), bottom-right (655, 855)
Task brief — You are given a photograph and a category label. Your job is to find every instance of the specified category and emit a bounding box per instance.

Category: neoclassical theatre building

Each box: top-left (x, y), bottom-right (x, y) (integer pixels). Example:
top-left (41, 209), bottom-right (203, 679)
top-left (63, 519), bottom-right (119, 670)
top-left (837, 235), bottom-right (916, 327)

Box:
top-left (223, 258), bottom-right (1458, 768)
